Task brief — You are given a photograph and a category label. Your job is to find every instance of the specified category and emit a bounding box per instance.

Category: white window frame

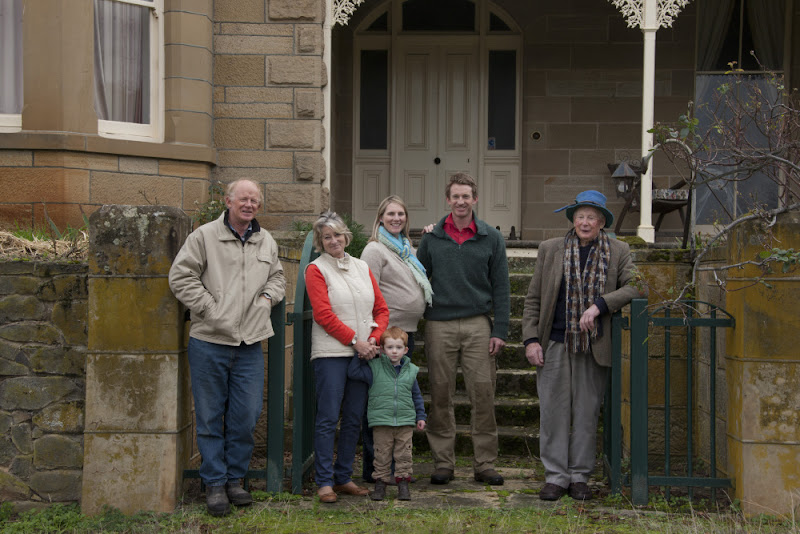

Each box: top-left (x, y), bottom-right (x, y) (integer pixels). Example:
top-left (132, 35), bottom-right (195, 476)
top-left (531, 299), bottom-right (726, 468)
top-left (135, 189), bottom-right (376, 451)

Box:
top-left (95, 0), bottom-right (165, 143)
top-left (0, 0), bottom-right (23, 133)
top-left (0, 114), bottom-right (22, 134)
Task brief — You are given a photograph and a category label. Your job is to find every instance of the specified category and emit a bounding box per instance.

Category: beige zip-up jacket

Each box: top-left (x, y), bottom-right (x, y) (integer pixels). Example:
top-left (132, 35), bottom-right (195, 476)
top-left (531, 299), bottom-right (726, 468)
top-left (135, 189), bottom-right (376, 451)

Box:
top-left (168, 212), bottom-right (286, 346)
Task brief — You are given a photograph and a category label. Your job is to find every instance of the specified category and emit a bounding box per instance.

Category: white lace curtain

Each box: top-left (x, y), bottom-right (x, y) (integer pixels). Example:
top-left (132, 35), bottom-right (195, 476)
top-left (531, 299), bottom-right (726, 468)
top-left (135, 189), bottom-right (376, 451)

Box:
top-left (93, 0), bottom-right (151, 123)
top-left (0, 0), bottom-right (23, 115)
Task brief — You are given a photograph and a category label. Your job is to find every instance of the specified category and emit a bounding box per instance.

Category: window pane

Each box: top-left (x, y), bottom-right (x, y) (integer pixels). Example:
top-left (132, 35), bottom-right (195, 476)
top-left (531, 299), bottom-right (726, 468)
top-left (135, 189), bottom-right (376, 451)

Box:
top-left (489, 12), bottom-right (511, 32)
top-left (94, 0), bottom-right (151, 124)
top-left (0, 0), bottom-right (23, 114)
top-left (488, 51), bottom-right (516, 150)
top-left (360, 50), bottom-right (388, 150)
top-left (402, 0), bottom-right (475, 32)
top-left (366, 11), bottom-right (389, 32)
top-left (697, 0), bottom-right (785, 71)
top-left (695, 74), bottom-right (781, 223)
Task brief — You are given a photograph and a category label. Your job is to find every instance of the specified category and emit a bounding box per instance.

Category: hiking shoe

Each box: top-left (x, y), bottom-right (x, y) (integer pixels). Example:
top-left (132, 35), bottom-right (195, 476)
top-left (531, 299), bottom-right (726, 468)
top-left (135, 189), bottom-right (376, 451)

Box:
top-left (430, 468), bottom-right (454, 485)
top-left (474, 469), bottom-right (504, 485)
top-left (226, 482), bottom-right (253, 506)
top-left (539, 483), bottom-right (568, 501)
top-left (568, 482), bottom-right (593, 500)
top-left (370, 479), bottom-right (387, 501)
top-left (206, 485), bottom-right (231, 516)
top-left (397, 479), bottom-right (411, 500)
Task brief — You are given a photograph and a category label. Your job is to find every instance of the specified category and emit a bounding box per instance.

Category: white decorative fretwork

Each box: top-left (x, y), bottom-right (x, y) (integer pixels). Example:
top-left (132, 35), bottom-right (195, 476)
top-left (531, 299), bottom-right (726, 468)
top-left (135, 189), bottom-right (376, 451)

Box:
top-left (608, 0), bottom-right (691, 29)
top-left (333, 0), bottom-right (366, 26)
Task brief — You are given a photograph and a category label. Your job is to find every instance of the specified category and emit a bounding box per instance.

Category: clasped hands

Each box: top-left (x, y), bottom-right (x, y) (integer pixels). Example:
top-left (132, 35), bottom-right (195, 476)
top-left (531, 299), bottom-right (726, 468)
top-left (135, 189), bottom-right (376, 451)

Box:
top-left (355, 337), bottom-right (380, 360)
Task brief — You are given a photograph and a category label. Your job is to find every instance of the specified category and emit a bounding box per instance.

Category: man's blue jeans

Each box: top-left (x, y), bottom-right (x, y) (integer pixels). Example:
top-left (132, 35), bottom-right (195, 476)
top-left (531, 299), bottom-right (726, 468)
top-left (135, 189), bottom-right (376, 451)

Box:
top-left (188, 337), bottom-right (264, 487)
top-left (313, 357), bottom-right (367, 488)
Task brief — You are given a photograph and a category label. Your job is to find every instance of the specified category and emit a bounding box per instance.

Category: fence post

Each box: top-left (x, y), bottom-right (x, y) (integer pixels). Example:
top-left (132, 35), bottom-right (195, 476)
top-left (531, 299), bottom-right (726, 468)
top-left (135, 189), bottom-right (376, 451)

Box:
top-left (266, 299), bottom-right (286, 493)
top-left (629, 298), bottom-right (649, 505)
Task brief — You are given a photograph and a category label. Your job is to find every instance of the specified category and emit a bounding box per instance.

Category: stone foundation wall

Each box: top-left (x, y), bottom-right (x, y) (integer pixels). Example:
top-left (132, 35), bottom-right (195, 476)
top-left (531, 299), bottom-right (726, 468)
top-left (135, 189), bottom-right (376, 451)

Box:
top-left (0, 261), bottom-right (88, 510)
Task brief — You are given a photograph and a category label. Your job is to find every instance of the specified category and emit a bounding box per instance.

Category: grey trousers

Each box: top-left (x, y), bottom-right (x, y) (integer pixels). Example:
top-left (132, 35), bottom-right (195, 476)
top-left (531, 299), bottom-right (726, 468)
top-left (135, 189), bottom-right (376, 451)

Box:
top-left (536, 340), bottom-right (608, 488)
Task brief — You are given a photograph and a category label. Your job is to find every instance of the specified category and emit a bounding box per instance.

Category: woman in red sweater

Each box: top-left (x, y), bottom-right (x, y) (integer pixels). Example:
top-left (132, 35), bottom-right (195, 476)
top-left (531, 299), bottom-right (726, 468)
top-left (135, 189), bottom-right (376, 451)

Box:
top-left (304, 211), bottom-right (389, 503)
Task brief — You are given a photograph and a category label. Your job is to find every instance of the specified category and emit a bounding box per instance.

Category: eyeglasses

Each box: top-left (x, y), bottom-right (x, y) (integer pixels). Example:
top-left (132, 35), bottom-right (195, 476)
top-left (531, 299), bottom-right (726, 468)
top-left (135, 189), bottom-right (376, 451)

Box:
top-left (574, 214), bottom-right (601, 223)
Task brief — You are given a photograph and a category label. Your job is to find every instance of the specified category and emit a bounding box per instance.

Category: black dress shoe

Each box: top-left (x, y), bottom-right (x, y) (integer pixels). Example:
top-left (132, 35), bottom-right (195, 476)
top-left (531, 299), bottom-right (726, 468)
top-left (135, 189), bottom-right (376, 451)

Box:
top-left (539, 483), bottom-right (568, 501)
top-left (430, 468), bottom-right (455, 485)
top-left (568, 482), bottom-right (593, 500)
top-left (474, 468), bottom-right (504, 485)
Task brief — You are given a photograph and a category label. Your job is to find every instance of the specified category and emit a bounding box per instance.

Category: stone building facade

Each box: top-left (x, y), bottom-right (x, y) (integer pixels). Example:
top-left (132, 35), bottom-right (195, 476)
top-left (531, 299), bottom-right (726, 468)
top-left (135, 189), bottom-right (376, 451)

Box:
top-left (1, 1), bottom-right (797, 239)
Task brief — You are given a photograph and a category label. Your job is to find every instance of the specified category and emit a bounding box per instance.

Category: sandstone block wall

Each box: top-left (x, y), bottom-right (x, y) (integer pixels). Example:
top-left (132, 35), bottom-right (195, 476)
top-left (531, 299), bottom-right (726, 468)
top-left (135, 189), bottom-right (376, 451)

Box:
top-left (620, 249), bottom-right (694, 461)
top-left (0, 261), bottom-right (88, 510)
top-left (724, 211), bottom-right (800, 516)
top-left (0, 150), bottom-right (213, 233)
top-left (213, 0), bottom-right (328, 230)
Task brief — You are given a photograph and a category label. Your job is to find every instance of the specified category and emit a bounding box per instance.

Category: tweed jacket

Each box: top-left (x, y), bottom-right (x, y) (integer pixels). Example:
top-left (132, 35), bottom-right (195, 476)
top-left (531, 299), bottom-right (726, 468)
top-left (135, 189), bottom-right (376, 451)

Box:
top-left (521, 235), bottom-right (644, 367)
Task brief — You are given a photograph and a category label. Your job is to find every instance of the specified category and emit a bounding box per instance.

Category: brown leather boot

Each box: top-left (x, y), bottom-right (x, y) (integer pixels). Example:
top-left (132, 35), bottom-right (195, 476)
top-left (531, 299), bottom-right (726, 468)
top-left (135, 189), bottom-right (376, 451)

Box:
top-left (370, 479), bottom-right (387, 501)
top-left (397, 478), bottom-right (411, 501)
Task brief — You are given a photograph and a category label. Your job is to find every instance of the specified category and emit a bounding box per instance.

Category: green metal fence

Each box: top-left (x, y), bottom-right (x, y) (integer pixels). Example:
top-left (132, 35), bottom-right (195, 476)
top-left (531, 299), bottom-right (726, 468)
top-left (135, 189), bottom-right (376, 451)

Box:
top-left (289, 232), bottom-right (318, 493)
top-left (603, 298), bottom-right (735, 505)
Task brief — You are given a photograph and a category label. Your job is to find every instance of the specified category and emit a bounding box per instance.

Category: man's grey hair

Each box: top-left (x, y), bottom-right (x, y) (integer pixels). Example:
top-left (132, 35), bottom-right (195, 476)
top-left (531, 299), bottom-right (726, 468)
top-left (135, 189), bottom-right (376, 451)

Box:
top-left (225, 179), bottom-right (263, 205)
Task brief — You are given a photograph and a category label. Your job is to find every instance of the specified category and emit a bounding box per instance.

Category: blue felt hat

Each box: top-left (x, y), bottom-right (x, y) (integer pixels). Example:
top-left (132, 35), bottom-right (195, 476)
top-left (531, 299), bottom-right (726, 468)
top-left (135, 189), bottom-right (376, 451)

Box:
top-left (554, 190), bottom-right (614, 228)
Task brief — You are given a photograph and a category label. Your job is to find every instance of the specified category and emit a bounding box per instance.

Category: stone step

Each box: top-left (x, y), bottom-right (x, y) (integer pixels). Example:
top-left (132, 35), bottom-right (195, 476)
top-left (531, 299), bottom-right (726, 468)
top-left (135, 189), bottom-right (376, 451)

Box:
top-left (509, 273), bottom-right (532, 297)
top-left (412, 424), bottom-right (540, 457)
top-left (420, 394), bottom-right (539, 428)
top-left (416, 367), bottom-right (537, 397)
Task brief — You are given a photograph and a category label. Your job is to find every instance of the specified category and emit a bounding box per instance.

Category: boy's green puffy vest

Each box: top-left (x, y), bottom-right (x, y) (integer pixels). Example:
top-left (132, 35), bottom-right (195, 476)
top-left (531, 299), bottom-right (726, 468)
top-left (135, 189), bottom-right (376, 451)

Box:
top-left (367, 355), bottom-right (419, 427)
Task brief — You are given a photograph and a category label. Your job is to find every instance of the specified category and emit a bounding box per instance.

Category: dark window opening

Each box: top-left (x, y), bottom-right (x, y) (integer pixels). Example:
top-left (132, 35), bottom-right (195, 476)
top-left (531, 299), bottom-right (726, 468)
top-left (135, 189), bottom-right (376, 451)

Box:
top-left (359, 50), bottom-right (389, 150)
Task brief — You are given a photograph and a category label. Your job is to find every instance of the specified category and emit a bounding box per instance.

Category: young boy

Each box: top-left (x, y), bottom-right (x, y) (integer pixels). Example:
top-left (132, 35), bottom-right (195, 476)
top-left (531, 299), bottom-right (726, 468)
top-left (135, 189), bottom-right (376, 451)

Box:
top-left (348, 326), bottom-right (426, 501)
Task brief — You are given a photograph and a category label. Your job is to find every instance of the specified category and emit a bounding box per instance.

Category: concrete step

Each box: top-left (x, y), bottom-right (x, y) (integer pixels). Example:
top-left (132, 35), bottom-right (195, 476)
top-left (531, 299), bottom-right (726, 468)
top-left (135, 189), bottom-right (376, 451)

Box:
top-left (416, 367), bottom-right (537, 397)
top-left (420, 394), bottom-right (539, 428)
top-left (413, 424), bottom-right (540, 457)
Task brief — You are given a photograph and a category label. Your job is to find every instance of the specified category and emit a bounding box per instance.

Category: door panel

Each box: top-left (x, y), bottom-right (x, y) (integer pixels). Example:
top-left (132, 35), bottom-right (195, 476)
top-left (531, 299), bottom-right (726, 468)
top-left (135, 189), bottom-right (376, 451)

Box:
top-left (395, 43), bottom-right (478, 227)
top-left (353, 23), bottom-right (522, 236)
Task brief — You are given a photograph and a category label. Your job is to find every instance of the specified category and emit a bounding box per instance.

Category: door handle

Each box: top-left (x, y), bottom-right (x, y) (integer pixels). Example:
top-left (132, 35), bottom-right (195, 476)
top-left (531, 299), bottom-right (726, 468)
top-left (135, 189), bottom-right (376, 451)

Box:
top-left (434, 157), bottom-right (441, 165)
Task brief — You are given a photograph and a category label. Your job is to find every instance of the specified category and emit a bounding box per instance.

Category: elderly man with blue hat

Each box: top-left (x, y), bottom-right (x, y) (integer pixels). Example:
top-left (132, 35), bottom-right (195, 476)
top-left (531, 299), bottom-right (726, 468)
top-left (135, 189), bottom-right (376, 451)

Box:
top-left (521, 190), bottom-right (645, 501)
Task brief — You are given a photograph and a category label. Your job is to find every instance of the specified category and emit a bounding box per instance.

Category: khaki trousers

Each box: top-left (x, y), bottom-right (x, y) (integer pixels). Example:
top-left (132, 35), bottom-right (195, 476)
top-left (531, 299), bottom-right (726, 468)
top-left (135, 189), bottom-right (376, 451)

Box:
top-left (424, 316), bottom-right (497, 472)
top-left (537, 340), bottom-right (608, 488)
top-left (372, 426), bottom-right (415, 481)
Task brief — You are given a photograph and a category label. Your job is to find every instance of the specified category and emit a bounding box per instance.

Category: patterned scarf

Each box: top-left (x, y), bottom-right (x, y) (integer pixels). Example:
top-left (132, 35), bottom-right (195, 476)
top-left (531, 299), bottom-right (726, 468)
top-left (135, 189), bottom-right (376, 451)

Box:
top-left (377, 226), bottom-right (433, 306)
top-left (563, 228), bottom-right (610, 354)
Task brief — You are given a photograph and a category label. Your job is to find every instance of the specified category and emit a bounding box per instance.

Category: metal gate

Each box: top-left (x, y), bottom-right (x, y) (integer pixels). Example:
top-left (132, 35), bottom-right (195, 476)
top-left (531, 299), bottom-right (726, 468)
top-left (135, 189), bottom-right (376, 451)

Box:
top-left (603, 298), bottom-right (735, 504)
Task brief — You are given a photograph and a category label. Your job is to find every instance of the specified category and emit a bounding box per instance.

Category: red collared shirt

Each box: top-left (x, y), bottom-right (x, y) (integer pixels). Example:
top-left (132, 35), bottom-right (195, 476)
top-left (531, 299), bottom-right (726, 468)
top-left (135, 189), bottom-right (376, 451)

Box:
top-left (443, 213), bottom-right (477, 245)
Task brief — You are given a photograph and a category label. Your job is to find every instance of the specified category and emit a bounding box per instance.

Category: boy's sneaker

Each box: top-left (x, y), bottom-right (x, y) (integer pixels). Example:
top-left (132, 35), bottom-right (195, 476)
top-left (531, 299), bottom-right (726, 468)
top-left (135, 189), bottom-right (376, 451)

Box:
top-left (397, 478), bottom-right (411, 500)
top-left (370, 479), bottom-right (387, 501)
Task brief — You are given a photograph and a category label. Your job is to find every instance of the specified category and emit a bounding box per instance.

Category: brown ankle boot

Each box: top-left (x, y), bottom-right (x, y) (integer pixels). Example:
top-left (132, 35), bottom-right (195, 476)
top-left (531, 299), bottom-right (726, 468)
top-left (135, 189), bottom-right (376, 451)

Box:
top-left (397, 478), bottom-right (411, 500)
top-left (370, 479), bottom-right (387, 501)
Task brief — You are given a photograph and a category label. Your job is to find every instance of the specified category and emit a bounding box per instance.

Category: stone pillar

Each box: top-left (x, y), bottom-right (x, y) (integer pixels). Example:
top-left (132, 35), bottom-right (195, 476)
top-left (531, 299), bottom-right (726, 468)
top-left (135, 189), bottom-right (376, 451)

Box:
top-left (82, 206), bottom-right (192, 515)
top-left (725, 211), bottom-right (800, 516)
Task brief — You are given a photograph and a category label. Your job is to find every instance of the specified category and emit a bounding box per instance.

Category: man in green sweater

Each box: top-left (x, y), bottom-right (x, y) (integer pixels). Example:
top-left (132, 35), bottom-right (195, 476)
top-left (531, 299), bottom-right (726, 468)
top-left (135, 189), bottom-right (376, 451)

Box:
top-left (417, 173), bottom-right (510, 486)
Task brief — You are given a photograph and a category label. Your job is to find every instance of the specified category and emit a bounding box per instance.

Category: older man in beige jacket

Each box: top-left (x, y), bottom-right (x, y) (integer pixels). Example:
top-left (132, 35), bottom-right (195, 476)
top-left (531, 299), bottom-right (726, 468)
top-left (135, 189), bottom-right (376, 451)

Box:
top-left (169, 179), bottom-right (285, 517)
